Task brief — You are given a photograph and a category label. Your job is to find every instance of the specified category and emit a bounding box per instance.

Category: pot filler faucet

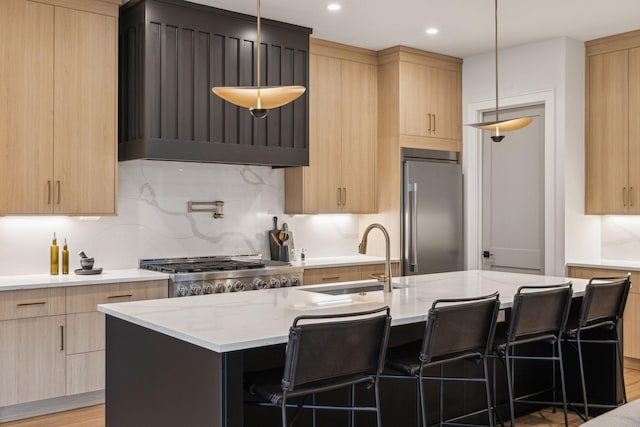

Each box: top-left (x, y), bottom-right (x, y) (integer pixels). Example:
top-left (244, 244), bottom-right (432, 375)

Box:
top-left (358, 223), bottom-right (392, 292)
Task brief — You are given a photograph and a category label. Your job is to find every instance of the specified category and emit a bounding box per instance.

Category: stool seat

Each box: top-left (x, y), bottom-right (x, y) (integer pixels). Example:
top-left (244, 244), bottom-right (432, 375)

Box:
top-left (248, 368), bottom-right (374, 406)
top-left (386, 341), bottom-right (483, 375)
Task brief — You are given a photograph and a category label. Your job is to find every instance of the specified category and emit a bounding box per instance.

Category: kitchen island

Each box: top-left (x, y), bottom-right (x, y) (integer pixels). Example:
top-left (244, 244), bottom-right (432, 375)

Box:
top-left (99, 270), bottom-right (610, 426)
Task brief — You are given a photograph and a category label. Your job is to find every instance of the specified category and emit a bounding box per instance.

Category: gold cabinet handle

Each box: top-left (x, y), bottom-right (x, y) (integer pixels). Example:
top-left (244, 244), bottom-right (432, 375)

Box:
top-left (342, 187), bottom-right (347, 206)
top-left (427, 113), bottom-right (432, 133)
top-left (337, 188), bottom-right (341, 206)
top-left (624, 187), bottom-right (627, 207)
top-left (17, 301), bottom-right (46, 307)
top-left (107, 294), bottom-right (134, 299)
top-left (433, 114), bottom-right (436, 133)
top-left (47, 181), bottom-right (52, 205)
top-left (631, 187), bottom-right (634, 207)
top-left (60, 325), bottom-right (64, 351)
top-left (56, 181), bottom-right (61, 204)
top-left (321, 276), bottom-right (340, 281)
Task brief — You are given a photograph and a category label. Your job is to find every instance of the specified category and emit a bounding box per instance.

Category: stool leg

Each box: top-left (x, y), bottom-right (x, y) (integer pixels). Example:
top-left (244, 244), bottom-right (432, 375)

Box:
top-left (419, 370), bottom-right (428, 427)
top-left (503, 347), bottom-right (515, 427)
top-left (350, 384), bottom-right (355, 427)
top-left (281, 394), bottom-right (288, 427)
top-left (557, 339), bottom-right (569, 427)
top-left (576, 334), bottom-right (589, 419)
top-left (483, 358), bottom-right (495, 427)
top-left (440, 364), bottom-right (444, 426)
top-left (374, 380), bottom-right (382, 427)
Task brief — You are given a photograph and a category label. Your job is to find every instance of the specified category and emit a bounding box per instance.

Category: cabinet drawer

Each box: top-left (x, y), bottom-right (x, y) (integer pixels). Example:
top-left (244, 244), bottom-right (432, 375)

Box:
top-left (66, 311), bottom-right (105, 354)
top-left (0, 287), bottom-right (65, 321)
top-left (567, 267), bottom-right (638, 294)
top-left (66, 280), bottom-right (168, 313)
top-left (66, 350), bottom-right (104, 395)
top-left (360, 262), bottom-right (400, 280)
top-left (303, 266), bottom-right (362, 285)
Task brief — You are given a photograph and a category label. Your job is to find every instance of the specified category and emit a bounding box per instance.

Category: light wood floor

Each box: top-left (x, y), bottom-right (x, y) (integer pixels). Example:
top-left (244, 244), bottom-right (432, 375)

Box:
top-left (5, 368), bottom-right (640, 426)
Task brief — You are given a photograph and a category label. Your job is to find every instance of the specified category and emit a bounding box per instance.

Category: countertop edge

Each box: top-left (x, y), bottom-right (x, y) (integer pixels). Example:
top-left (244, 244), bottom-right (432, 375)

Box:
top-left (0, 269), bottom-right (169, 291)
top-left (292, 256), bottom-right (401, 269)
top-left (567, 261), bottom-right (640, 272)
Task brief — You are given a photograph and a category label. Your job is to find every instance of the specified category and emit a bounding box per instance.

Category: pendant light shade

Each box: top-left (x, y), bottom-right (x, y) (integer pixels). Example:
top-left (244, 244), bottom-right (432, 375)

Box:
top-left (211, 0), bottom-right (306, 119)
top-left (467, 0), bottom-right (531, 141)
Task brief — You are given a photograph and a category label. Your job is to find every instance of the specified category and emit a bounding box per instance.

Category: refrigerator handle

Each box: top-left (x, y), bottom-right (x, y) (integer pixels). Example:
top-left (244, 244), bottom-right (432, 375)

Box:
top-left (408, 183), bottom-right (418, 273)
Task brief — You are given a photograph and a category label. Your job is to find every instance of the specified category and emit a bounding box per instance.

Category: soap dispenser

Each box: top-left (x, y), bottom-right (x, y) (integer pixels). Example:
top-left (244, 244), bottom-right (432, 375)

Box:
top-left (50, 233), bottom-right (59, 275)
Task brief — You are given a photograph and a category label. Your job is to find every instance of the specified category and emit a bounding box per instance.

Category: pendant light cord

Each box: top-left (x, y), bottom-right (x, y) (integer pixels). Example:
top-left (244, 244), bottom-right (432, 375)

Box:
top-left (494, 0), bottom-right (499, 122)
top-left (256, 0), bottom-right (262, 108)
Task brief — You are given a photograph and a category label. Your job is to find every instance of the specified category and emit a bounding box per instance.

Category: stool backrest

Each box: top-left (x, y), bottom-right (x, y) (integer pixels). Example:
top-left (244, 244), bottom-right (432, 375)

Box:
top-left (507, 283), bottom-right (573, 342)
top-left (420, 292), bottom-right (500, 363)
top-left (578, 274), bottom-right (631, 328)
top-left (281, 306), bottom-right (392, 392)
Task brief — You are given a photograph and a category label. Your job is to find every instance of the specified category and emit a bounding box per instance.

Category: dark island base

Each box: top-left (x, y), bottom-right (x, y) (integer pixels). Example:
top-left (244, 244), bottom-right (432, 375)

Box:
top-left (106, 307), bottom-right (622, 427)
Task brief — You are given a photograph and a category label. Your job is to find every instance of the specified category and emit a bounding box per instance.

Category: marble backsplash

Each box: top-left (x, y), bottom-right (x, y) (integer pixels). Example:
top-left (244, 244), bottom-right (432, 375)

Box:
top-left (0, 160), bottom-right (360, 275)
top-left (601, 216), bottom-right (640, 261)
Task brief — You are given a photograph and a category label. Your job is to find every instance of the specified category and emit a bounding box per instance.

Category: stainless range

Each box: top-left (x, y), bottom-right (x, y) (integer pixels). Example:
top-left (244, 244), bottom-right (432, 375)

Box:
top-left (140, 255), bottom-right (304, 297)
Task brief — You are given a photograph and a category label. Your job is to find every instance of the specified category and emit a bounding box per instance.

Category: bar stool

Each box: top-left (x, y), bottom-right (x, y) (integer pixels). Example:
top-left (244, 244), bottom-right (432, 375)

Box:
top-left (384, 292), bottom-right (500, 427)
top-left (564, 274), bottom-right (631, 420)
top-left (492, 282), bottom-right (573, 427)
top-left (245, 306), bottom-right (392, 427)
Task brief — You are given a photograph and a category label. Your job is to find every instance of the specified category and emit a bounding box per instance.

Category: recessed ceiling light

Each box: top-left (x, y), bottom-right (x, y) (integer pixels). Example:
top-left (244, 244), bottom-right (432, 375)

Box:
top-left (426, 28), bottom-right (439, 35)
top-left (327, 3), bottom-right (341, 11)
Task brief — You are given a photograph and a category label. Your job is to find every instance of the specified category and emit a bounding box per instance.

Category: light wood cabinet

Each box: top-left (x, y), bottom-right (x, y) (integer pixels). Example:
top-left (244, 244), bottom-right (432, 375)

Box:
top-left (0, 0), bottom-right (117, 215)
top-left (0, 287), bottom-right (66, 407)
top-left (65, 280), bottom-right (168, 396)
top-left (585, 31), bottom-right (640, 214)
top-left (285, 39), bottom-right (377, 214)
top-left (303, 263), bottom-right (401, 286)
top-left (567, 266), bottom-right (639, 359)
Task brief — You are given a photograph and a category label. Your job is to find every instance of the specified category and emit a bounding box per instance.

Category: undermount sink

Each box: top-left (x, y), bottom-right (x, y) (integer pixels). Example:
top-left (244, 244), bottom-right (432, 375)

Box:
top-left (302, 281), bottom-right (404, 296)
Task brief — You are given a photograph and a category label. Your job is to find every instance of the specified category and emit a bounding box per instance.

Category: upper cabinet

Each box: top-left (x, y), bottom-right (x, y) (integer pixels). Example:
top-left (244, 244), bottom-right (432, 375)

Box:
top-left (379, 46), bottom-right (462, 152)
top-left (585, 30), bottom-right (640, 214)
top-left (118, 0), bottom-right (311, 167)
top-left (285, 39), bottom-right (377, 214)
top-left (0, 0), bottom-right (118, 215)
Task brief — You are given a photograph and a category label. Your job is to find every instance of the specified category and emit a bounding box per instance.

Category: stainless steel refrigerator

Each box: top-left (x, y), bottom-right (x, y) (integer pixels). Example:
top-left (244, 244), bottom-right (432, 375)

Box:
top-left (401, 148), bottom-right (463, 276)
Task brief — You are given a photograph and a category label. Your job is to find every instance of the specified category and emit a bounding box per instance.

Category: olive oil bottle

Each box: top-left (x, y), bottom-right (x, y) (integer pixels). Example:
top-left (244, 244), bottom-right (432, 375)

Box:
top-left (50, 233), bottom-right (59, 275)
top-left (62, 238), bottom-right (69, 274)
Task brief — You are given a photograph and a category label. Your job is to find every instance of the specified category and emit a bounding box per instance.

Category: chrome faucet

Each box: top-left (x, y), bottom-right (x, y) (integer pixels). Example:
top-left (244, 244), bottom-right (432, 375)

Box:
top-left (358, 223), bottom-right (392, 292)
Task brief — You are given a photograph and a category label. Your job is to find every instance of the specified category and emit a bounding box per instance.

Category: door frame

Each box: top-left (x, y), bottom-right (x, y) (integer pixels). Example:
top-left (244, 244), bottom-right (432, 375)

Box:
top-left (464, 89), bottom-right (558, 275)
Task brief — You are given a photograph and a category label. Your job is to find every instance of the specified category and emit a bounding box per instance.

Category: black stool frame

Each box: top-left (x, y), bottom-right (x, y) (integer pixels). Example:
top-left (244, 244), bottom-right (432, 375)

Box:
top-left (385, 291), bottom-right (501, 427)
top-left (247, 306), bottom-right (392, 427)
top-left (493, 282), bottom-right (573, 427)
top-left (564, 274), bottom-right (631, 420)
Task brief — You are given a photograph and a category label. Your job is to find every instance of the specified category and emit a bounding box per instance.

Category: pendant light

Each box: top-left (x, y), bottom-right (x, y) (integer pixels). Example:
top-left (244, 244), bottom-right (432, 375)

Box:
top-left (211, 0), bottom-right (306, 119)
top-left (468, 0), bottom-right (532, 142)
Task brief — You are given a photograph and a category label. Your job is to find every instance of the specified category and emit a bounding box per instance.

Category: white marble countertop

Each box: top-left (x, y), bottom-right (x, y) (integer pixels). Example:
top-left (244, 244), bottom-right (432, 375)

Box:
top-left (567, 259), bottom-right (640, 271)
top-left (0, 269), bottom-right (169, 291)
top-left (98, 270), bottom-right (588, 353)
top-left (291, 255), bottom-right (401, 269)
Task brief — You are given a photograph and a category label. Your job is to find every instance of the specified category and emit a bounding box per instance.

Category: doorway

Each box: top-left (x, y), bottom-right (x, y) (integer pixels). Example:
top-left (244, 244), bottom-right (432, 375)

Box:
top-left (481, 104), bottom-right (545, 274)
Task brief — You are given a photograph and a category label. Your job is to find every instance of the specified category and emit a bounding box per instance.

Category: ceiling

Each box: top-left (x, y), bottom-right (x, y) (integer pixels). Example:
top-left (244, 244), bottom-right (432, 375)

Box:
top-left (184, 0), bottom-right (640, 58)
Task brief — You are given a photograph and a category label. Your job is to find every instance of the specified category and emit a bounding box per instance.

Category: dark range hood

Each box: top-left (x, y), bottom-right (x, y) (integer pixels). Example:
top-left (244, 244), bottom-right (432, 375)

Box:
top-left (118, 0), bottom-right (311, 167)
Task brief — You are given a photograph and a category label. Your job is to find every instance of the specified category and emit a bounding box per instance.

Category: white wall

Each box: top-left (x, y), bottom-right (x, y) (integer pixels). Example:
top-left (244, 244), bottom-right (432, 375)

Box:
top-left (0, 161), bottom-right (360, 275)
top-left (463, 37), bottom-right (600, 275)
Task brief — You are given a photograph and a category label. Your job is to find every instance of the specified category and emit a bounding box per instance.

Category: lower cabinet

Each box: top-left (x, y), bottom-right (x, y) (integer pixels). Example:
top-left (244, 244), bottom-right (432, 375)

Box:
top-left (567, 266), bottom-right (640, 359)
top-left (0, 279), bottom-right (168, 410)
top-left (0, 287), bottom-right (66, 407)
top-left (303, 263), bottom-right (401, 286)
top-left (65, 280), bottom-right (168, 395)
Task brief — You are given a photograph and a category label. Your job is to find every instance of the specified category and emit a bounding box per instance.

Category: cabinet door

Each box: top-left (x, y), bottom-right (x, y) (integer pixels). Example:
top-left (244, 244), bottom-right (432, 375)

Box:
top-left (0, 0), bottom-right (54, 214)
top-left (399, 62), bottom-right (430, 137)
top-left (429, 67), bottom-right (460, 141)
top-left (629, 48), bottom-right (640, 214)
top-left (624, 293), bottom-right (640, 359)
top-left (305, 54), bottom-right (342, 213)
top-left (54, 7), bottom-right (117, 215)
top-left (303, 266), bottom-right (362, 285)
top-left (586, 50), bottom-right (629, 214)
top-left (341, 60), bottom-right (377, 213)
top-left (0, 315), bottom-right (65, 406)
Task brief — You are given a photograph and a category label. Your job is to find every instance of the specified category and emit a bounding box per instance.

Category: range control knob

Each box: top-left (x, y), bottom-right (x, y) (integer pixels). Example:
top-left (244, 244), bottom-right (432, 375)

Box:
top-left (251, 279), bottom-right (266, 290)
top-left (202, 283), bottom-right (213, 294)
top-left (190, 285), bottom-right (202, 295)
top-left (214, 283), bottom-right (225, 294)
top-left (269, 278), bottom-right (281, 288)
top-left (281, 277), bottom-right (291, 287)
top-left (177, 286), bottom-right (189, 297)
top-left (230, 281), bottom-right (245, 292)
top-left (290, 277), bottom-right (300, 287)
